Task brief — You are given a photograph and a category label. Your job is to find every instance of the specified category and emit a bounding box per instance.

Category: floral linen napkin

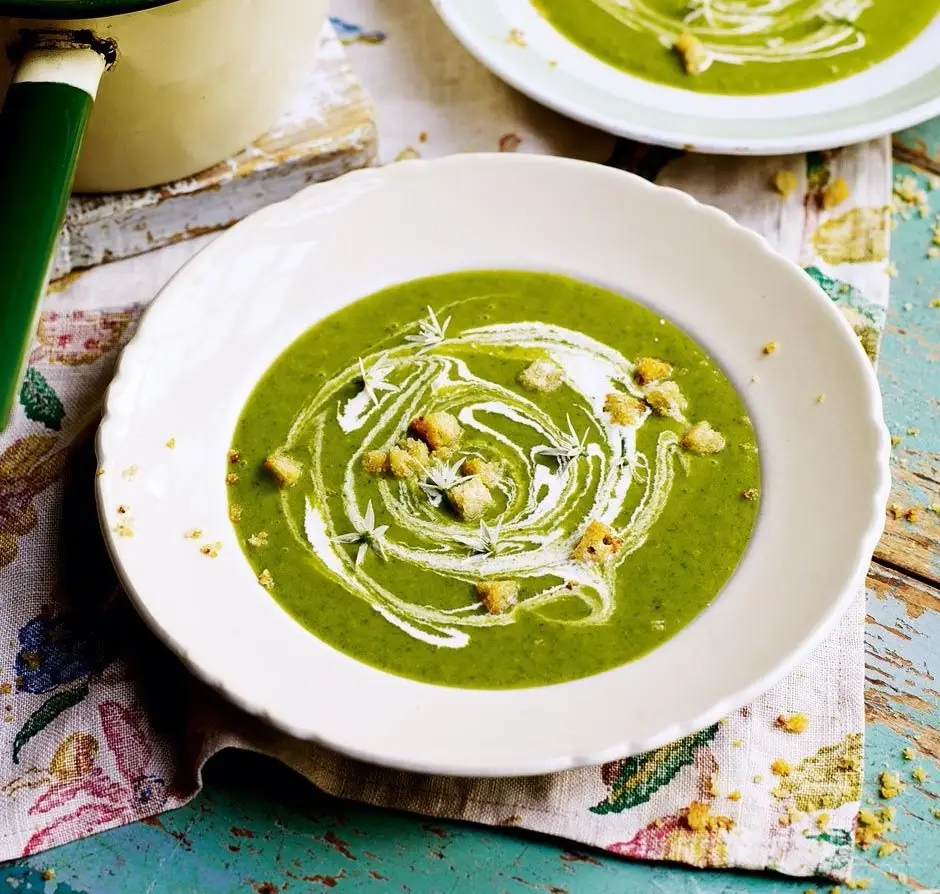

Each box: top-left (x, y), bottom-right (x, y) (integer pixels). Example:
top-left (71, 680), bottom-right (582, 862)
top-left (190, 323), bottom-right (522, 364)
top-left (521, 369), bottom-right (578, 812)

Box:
top-left (0, 1), bottom-right (892, 881)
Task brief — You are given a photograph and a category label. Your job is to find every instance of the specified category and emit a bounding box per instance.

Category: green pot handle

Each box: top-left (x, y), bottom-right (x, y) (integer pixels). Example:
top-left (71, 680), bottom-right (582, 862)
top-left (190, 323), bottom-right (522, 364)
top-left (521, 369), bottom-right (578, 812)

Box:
top-left (0, 44), bottom-right (108, 428)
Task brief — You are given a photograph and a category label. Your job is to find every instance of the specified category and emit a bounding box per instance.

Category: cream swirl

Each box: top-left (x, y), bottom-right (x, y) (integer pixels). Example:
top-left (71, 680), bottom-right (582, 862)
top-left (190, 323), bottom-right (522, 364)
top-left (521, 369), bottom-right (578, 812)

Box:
top-left (588, 0), bottom-right (871, 69)
top-left (276, 311), bottom-right (684, 649)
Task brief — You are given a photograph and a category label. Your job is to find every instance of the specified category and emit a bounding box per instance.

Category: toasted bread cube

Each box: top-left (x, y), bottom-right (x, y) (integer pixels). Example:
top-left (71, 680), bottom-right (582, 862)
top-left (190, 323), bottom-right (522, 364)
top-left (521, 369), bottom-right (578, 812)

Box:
top-left (674, 33), bottom-right (711, 75)
top-left (475, 579), bottom-right (520, 615)
top-left (388, 446), bottom-right (416, 478)
top-left (571, 520), bottom-right (623, 564)
top-left (460, 457), bottom-right (501, 487)
top-left (403, 437), bottom-right (430, 465)
top-left (362, 450), bottom-right (390, 475)
top-left (409, 411), bottom-right (463, 450)
top-left (517, 358), bottom-right (563, 393)
top-left (644, 381), bottom-right (688, 419)
top-left (447, 477), bottom-right (494, 521)
top-left (772, 170), bottom-right (798, 199)
top-left (681, 421), bottom-right (726, 455)
top-left (264, 452), bottom-right (302, 487)
top-left (634, 357), bottom-right (673, 385)
top-left (604, 391), bottom-right (646, 426)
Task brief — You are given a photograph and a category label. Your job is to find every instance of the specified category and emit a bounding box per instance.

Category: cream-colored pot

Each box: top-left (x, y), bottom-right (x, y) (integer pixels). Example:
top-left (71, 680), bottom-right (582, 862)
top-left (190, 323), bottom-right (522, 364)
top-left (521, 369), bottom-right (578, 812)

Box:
top-left (0, 0), bottom-right (327, 426)
top-left (0, 0), bottom-right (327, 191)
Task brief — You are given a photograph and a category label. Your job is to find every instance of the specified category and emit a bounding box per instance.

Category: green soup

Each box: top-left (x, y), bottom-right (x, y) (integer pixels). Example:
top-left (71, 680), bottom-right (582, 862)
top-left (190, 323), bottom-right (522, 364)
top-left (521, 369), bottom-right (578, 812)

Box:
top-left (228, 272), bottom-right (760, 689)
top-left (534, 0), bottom-right (938, 95)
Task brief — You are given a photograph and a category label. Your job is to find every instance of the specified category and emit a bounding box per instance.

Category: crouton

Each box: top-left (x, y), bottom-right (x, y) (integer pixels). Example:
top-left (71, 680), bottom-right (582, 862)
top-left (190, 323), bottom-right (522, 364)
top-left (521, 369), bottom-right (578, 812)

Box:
top-left (604, 391), bottom-right (646, 426)
top-left (460, 457), bottom-right (501, 487)
top-left (673, 33), bottom-right (711, 75)
top-left (409, 411), bottom-right (463, 450)
top-left (362, 450), bottom-right (390, 475)
top-left (571, 520), bottom-right (623, 564)
top-left (447, 477), bottom-right (494, 521)
top-left (476, 579), bottom-right (519, 615)
top-left (644, 381), bottom-right (688, 419)
top-left (403, 437), bottom-right (430, 464)
top-left (388, 446), bottom-right (415, 478)
top-left (681, 421), bottom-right (726, 455)
top-left (517, 358), bottom-right (563, 393)
top-left (431, 446), bottom-right (456, 461)
top-left (633, 357), bottom-right (673, 385)
top-left (264, 452), bottom-right (302, 486)
top-left (772, 170), bottom-right (798, 199)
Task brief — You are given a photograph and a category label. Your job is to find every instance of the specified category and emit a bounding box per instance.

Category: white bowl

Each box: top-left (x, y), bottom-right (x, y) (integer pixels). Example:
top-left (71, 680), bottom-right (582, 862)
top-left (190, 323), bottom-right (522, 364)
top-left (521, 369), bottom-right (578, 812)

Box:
top-left (97, 155), bottom-right (889, 776)
top-left (432, 0), bottom-right (940, 154)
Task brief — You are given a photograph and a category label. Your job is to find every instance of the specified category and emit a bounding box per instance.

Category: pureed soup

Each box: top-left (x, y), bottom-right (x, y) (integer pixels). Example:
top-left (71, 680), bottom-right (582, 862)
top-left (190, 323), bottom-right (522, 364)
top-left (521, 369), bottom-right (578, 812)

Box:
top-left (228, 272), bottom-right (760, 689)
top-left (533, 0), bottom-right (938, 94)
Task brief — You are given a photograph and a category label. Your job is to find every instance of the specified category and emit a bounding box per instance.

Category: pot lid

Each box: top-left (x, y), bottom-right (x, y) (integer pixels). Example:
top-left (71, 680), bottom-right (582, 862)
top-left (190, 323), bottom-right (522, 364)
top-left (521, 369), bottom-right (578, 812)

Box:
top-left (0, 0), bottom-right (176, 18)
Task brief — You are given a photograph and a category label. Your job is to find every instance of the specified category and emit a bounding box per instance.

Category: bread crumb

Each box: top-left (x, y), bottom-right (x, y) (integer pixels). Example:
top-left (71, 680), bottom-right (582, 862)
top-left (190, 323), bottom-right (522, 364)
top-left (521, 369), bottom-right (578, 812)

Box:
top-left (117, 504), bottom-right (129, 515)
top-left (890, 434), bottom-right (902, 446)
top-left (96, 468), bottom-right (105, 477)
top-left (200, 541), bottom-right (222, 558)
top-left (879, 770), bottom-right (904, 799)
top-left (166, 438), bottom-right (176, 449)
top-left (248, 532), bottom-right (268, 548)
top-left (845, 880), bottom-right (870, 890)
top-left (741, 488), bottom-right (759, 501)
top-left (409, 412), bottom-right (463, 450)
top-left (604, 391), bottom-right (646, 426)
top-left (776, 713), bottom-right (809, 734)
top-left (912, 767), bottom-right (927, 782)
top-left (681, 421), bottom-right (725, 455)
top-left (732, 739), bottom-right (743, 747)
top-left (258, 569), bottom-right (273, 588)
top-left (517, 358), bottom-right (563, 393)
top-left (770, 758), bottom-right (791, 777)
top-left (770, 783), bottom-right (787, 799)
top-left (772, 170), bottom-right (798, 199)
top-left (229, 505), bottom-right (242, 523)
top-left (753, 774), bottom-right (763, 783)
top-left (122, 465), bottom-right (139, 480)
top-left (904, 507), bottom-right (919, 523)
top-left (816, 812), bottom-right (830, 829)
top-left (907, 426), bottom-right (919, 436)
top-left (750, 375), bottom-right (760, 384)
top-left (447, 477), bottom-right (494, 521)
top-left (644, 381), bottom-right (687, 419)
top-left (885, 261), bottom-right (898, 278)
top-left (475, 580), bottom-right (520, 615)
top-left (228, 449), bottom-right (240, 464)
top-left (264, 452), bottom-right (302, 486)
top-left (506, 27), bottom-right (526, 46)
top-left (822, 177), bottom-right (850, 210)
top-left (727, 790), bottom-right (741, 801)
top-left (113, 521), bottom-right (134, 538)
top-left (708, 771), bottom-right (719, 798)
top-left (901, 746), bottom-right (914, 760)
top-left (762, 341), bottom-right (778, 355)
top-left (673, 33), bottom-right (711, 75)
top-left (633, 356), bottom-right (673, 385)
top-left (226, 472), bottom-right (239, 484)
top-left (40, 869), bottom-right (55, 882)
top-left (184, 528), bottom-right (202, 539)
top-left (363, 450), bottom-right (390, 475)
top-left (816, 394), bottom-right (825, 404)
top-left (571, 520), bottom-right (623, 565)
top-left (877, 841), bottom-right (898, 858)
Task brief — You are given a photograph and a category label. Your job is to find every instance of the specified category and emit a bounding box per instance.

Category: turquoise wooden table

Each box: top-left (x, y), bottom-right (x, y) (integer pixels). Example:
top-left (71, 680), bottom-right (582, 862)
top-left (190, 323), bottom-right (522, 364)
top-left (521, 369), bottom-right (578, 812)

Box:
top-left (5, 122), bottom-right (940, 894)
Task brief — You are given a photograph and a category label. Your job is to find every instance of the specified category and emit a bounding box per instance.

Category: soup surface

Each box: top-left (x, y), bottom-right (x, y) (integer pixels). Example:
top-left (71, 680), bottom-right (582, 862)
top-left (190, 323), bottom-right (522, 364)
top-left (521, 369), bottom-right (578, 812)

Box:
top-left (533, 0), bottom-right (938, 94)
top-left (228, 271), bottom-right (760, 688)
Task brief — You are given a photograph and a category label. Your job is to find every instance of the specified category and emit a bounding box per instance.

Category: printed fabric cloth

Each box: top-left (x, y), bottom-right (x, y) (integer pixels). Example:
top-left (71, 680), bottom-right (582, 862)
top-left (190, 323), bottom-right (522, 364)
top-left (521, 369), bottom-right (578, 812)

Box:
top-left (0, 1), bottom-right (894, 881)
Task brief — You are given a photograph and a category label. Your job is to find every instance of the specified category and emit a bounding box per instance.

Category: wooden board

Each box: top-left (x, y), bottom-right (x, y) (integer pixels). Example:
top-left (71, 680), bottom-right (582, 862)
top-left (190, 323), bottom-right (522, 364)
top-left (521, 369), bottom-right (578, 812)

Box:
top-left (49, 23), bottom-right (377, 280)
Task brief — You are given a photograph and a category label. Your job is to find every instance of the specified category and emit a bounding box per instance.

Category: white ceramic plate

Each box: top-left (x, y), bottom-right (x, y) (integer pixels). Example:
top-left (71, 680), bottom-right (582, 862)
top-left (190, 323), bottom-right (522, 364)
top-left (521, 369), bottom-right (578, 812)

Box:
top-left (432, 0), bottom-right (940, 154)
top-left (97, 155), bottom-right (889, 776)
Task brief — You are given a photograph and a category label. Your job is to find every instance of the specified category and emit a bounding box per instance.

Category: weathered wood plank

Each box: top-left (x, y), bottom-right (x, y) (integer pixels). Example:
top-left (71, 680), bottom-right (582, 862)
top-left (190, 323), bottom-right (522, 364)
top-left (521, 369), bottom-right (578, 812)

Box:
top-left (50, 24), bottom-right (377, 279)
top-left (874, 463), bottom-right (940, 585)
top-left (865, 562), bottom-right (940, 762)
